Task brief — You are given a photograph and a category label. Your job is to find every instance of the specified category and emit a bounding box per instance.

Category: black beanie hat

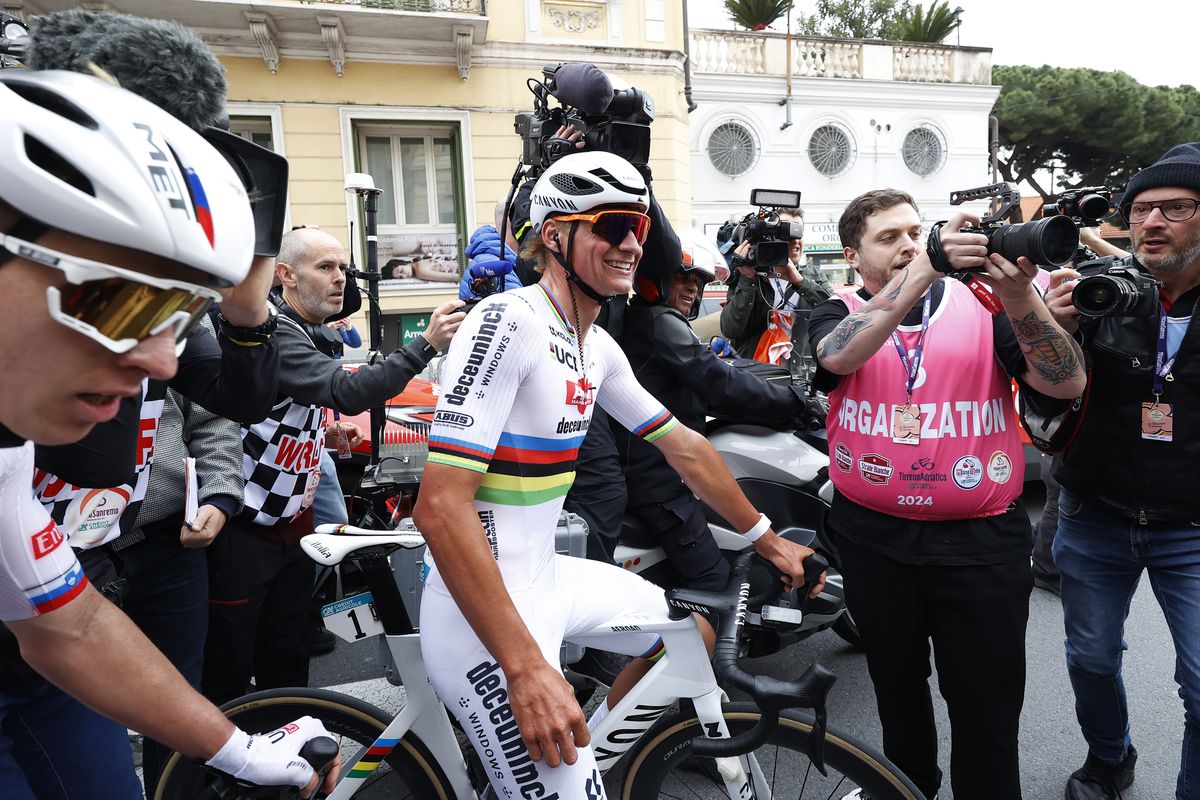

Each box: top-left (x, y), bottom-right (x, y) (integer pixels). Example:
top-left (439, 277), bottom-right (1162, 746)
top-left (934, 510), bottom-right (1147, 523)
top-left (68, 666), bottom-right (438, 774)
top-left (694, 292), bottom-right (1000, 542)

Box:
top-left (1123, 142), bottom-right (1200, 204)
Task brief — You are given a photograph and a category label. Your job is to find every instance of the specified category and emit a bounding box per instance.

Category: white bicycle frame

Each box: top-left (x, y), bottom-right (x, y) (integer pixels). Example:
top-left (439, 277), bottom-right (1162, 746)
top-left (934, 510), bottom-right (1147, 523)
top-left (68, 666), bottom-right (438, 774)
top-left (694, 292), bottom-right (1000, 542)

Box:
top-left (304, 530), bottom-right (775, 800)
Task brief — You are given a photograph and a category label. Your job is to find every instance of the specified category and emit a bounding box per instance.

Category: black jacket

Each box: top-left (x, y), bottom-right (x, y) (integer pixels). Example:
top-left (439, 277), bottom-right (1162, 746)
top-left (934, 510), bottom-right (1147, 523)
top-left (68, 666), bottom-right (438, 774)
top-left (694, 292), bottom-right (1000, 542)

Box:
top-left (615, 299), bottom-right (803, 505)
top-left (1056, 287), bottom-right (1200, 522)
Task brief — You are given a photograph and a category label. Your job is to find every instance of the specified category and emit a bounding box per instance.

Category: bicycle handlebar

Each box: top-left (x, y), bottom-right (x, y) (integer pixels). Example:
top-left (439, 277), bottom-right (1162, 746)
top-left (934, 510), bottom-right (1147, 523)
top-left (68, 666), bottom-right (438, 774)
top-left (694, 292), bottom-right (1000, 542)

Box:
top-left (689, 550), bottom-right (836, 762)
top-left (203, 736), bottom-right (339, 799)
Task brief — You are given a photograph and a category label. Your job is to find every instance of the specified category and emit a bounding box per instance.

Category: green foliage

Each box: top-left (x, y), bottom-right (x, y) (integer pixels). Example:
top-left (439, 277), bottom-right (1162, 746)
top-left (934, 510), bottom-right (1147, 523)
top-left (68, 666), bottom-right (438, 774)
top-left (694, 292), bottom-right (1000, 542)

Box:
top-left (992, 64), bottom-right (1200, 202)
top-left (796, 0), bottom-right (912, 39)
top-left (724, 0), bottom-right (792, 31)
top-left (891, 1), bottom-right (960, 43)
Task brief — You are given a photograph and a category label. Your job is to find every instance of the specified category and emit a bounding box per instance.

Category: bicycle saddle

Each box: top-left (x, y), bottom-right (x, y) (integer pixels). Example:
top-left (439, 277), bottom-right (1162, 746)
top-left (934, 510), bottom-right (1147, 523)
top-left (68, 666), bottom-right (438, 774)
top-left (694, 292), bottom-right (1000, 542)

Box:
top-left (300, 527), bottom-right (425, 566)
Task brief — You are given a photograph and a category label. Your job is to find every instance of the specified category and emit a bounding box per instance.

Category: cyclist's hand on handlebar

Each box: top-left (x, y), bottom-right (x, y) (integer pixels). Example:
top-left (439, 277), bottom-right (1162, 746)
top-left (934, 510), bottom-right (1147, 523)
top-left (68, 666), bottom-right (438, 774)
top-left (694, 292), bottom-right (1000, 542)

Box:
top-left (205, 716), bottom-right (341, 798)
top-left (505, 659), bottom-right (590, 768)
top-left (752, 532), bottom-right (827, 598)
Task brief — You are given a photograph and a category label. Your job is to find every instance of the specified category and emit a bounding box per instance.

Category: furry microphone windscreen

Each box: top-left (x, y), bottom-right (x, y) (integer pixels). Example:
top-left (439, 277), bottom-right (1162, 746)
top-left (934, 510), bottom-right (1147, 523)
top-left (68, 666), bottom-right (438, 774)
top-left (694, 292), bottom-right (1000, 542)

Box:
top-left (26, 9), bottom-right (227, 133)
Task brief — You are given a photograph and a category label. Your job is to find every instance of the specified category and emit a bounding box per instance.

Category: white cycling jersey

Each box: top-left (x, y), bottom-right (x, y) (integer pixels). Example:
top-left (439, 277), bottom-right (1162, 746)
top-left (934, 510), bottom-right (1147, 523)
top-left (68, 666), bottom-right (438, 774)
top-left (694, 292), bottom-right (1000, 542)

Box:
top-left (0, 443), bottom-right (88, 621)
top-left (421, 285), bottom-right (680, 798)
top-left (425, 285), bottom-right (677, 592)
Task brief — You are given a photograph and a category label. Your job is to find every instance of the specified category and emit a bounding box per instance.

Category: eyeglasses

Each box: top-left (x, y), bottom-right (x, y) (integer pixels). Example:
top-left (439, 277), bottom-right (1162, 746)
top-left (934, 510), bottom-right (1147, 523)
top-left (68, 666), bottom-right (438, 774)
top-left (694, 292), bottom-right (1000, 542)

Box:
top-left (1121, 198), bottom-right (1200, 225)
top-left (1, 234), bottom-right (221, 354)
top-left (554, 210), bottom-right (651, 248)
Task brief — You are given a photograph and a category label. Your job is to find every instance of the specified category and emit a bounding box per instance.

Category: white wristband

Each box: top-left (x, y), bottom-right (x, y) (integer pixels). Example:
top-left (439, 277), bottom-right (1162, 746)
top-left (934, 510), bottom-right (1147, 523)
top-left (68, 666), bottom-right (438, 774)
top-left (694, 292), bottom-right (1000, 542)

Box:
top-left (741, 513), bottom-right (772, 543)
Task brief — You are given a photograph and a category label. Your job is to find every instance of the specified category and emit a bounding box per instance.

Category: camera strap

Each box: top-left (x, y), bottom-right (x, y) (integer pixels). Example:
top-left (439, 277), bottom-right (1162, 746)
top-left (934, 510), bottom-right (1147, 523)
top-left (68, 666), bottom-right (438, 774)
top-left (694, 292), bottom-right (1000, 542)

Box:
top-left (957, 274), bottom-right (1005, 315)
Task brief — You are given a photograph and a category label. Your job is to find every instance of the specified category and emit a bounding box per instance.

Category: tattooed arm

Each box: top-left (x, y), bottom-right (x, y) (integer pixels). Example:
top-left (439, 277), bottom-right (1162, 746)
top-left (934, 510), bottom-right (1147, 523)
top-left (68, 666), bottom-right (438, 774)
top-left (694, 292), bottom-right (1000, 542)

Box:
top-left (814, 255), bottom-right (941, 375)
top-left (1001, 291), bottom-right (1087, 398)
top-left (975, 252), bottom-right (1088, 399)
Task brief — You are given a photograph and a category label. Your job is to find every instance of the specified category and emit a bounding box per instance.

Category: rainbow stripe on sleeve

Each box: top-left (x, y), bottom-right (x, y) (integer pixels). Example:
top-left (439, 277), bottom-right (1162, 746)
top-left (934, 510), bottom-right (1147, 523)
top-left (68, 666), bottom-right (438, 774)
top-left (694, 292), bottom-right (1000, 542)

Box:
top-left (429, 434), bottom-right (495, 473)
top-left (633, 409), bottom-right (677, 443)
top-left (475, 431), bottom-right (584, 506)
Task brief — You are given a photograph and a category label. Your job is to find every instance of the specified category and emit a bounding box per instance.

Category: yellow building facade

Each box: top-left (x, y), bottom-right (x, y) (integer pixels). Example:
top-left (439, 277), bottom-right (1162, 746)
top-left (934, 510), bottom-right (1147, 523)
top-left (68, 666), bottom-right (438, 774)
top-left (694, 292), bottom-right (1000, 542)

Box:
top-left (18, 0), bottom-right (690, 348)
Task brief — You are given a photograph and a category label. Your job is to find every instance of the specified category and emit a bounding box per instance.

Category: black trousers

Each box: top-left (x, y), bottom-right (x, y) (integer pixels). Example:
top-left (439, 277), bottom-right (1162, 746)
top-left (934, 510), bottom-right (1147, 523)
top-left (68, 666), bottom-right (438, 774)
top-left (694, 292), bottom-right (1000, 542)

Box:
top-left (203, 511), bottom-right (313, 706)
top-left (834, 533), bottom-right (1032, 800)
top-left (627, 492), bottom-right (730, 591)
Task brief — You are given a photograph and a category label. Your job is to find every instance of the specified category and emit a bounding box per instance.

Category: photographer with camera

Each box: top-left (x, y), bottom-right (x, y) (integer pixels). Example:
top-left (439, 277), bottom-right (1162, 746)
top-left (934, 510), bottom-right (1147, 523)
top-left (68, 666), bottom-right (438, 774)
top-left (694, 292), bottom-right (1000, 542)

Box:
top-left (720, 203), bottom-right (834, 377)
top-left (1041, 143), bottom-right (1200, 800)
top-left (809, 188), bottom-right (1086, 800)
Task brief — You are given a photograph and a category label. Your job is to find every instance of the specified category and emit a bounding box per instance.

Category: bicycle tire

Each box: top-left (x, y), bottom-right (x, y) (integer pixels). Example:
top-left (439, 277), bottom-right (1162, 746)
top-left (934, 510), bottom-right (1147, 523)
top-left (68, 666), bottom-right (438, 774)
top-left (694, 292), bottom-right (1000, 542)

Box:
top-left (621, 701), bottom-right (924, 800)
top-left (154, 688), bottom-right (457, 800)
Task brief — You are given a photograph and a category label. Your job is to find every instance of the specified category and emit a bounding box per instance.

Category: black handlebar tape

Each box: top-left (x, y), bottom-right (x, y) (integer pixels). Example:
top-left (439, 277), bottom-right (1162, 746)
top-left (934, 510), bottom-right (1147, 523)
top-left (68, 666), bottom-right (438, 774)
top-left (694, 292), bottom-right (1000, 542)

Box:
top-left (691, 709), bottom-right (779, 757)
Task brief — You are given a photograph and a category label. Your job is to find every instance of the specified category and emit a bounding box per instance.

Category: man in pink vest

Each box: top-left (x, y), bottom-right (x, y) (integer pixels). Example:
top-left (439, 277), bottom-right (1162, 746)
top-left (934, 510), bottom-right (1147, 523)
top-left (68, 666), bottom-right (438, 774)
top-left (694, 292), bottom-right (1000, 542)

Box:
top-left (808, 189), bottom-right (1087, 800)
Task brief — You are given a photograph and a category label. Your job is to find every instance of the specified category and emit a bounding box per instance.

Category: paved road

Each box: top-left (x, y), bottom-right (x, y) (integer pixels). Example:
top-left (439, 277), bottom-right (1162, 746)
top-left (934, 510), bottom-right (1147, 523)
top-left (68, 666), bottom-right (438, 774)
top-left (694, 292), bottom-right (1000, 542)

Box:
top-left (309, 485), bottom-right (1184, 798)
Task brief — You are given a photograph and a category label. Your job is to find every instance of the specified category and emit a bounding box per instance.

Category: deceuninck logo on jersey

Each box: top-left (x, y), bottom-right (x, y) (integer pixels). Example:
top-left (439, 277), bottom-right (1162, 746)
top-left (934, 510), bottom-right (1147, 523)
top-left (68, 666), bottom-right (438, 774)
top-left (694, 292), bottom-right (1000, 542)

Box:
top-left (858, 453), bottom-right (893, 485)
top-left (565, 377), bottom-right (596, 414)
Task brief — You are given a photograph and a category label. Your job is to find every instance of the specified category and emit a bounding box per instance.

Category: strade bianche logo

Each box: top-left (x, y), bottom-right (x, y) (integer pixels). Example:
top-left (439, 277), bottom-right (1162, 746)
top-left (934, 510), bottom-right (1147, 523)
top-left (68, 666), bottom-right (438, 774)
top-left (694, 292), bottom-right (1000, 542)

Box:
top-left (858, 453), bottom-right (893, 485)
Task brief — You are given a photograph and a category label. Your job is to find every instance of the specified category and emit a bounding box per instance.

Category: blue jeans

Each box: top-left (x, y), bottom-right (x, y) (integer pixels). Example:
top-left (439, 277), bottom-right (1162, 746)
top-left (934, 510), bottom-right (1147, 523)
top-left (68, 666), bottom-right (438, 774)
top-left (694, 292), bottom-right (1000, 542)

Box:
top-left (311, 448), bottom-right (348, 527)
top-left (0, 680), bottom-right (141, 799)
top-left (1054, 488), bottom-right (1200, 799)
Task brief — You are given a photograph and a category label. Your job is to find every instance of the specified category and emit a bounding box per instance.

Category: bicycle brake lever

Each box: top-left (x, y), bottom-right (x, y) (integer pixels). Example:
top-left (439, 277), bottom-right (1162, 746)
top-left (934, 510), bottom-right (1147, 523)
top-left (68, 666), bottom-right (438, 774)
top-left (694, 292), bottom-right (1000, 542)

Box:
top-left (806, 702), bottom-right (829, 777)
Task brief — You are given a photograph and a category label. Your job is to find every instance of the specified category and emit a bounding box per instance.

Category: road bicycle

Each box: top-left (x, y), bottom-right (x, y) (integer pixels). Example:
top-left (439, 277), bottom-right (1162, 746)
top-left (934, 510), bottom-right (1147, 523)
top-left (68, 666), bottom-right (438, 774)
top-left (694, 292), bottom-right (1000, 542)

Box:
top-left (155, 524), bottom-right (924, 799)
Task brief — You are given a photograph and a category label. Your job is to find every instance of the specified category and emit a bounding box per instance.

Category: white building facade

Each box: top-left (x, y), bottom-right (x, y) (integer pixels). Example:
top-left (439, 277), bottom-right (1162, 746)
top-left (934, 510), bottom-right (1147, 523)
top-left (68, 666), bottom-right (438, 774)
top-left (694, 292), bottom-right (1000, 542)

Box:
top-left (688, 31), bottom-right (1000, 281)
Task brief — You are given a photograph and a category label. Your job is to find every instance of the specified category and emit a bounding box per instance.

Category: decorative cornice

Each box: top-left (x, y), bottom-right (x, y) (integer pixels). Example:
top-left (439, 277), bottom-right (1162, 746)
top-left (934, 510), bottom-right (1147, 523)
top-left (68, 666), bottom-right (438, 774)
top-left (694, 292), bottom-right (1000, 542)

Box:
top-left (243, 11), bottom-right (280, 74)
top-left (453, 24), bottom-right (472, 80)
top-left (317, 15), bottom-right (346, 77)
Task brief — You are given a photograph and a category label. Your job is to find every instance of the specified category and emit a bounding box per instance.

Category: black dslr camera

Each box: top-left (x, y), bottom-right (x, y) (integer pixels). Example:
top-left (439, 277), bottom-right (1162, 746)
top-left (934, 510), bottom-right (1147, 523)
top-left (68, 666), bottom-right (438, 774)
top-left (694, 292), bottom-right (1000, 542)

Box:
top-left (928, 182), bottom-right (1079, 272)
top-left (1042, 186), bottom-right (1117, 228)
top-left (513, 63), bottom-right (655, 171)
top-left (720, 189), bottom-right (804, 272)
top-left (1071, 256), bottom-right (1160, 318)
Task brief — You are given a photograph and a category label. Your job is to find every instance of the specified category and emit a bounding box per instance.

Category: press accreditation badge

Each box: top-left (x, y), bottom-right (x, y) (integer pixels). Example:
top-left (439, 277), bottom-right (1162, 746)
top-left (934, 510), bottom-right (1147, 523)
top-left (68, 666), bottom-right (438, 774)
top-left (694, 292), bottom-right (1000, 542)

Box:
top-left (1141, 401), bottom-right (1173, 442)
top-left (333, 426), bottom-right (353, 460)
top-left (891, 405), bottom-right (921, 445)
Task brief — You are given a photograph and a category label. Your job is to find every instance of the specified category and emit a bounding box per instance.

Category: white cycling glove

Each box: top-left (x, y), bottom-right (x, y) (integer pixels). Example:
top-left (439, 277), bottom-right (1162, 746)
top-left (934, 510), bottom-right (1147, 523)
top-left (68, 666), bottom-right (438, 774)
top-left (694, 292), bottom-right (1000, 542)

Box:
top-left (206, 715), bottom-right (332, 790)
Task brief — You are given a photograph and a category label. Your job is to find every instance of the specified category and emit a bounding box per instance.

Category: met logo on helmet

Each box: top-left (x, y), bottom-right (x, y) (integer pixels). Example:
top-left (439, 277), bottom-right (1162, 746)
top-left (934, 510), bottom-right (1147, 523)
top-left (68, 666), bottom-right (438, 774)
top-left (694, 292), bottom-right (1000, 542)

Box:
top-left (134, 122), bottom-right (215, 247)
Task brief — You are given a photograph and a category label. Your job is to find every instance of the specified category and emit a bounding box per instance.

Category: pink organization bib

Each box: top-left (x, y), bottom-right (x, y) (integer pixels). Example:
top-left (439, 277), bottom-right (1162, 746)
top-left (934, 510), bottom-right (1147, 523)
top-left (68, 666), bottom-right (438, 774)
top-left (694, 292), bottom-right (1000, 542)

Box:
top-left (826, 280), bottom-right (1023, 521)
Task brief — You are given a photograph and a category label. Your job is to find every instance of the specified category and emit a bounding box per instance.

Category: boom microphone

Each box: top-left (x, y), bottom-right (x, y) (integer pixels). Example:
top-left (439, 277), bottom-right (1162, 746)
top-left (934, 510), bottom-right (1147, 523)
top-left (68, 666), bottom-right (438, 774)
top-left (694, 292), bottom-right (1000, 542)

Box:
top-left (549, 62), bottom-right (613, 116)
top-left (26, 9), bottom-right (227, 132)
top-left (469, 255), bottom-right (515, 280)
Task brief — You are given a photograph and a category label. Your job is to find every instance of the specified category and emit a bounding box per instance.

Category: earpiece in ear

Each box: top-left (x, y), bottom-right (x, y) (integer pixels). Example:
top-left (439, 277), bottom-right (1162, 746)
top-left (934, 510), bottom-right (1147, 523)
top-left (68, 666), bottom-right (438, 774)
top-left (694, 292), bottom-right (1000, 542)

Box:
top-left (552, 235), bottom-right (561, 252)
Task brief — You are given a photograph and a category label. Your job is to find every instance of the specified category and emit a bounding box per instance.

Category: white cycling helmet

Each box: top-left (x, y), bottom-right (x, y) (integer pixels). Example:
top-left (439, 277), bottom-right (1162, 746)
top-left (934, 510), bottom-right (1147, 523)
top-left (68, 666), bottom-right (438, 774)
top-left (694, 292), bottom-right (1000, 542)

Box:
top-left (529, 151), bottom-right (649, 234)
top-left (0, 70), bottom-right (253, 287)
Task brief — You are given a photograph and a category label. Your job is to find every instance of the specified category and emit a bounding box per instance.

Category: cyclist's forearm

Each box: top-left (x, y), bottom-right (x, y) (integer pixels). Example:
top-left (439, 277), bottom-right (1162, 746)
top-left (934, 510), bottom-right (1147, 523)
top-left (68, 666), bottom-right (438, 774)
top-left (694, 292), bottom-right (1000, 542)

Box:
top-left (10, 585), bottom-right (234, 759)
top-left (658, 426), bottom-right (759, 533)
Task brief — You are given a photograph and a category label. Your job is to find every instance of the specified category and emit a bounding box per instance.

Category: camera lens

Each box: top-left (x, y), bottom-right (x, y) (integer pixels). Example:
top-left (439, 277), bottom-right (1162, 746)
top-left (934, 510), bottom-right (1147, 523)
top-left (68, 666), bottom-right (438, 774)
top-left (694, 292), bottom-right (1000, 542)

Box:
top-left (1077, 193), bottom-right (1112, 222)
top-left (988, 214), bottom-right (1078, 267)
top-left (1073, 274), bottom-right (1134, 317)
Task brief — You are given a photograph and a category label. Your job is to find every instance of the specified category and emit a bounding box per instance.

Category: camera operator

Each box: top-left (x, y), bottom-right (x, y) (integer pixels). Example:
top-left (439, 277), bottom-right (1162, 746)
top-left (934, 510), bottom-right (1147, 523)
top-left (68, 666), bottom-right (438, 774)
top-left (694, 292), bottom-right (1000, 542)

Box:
top-left (809, 188), bottom-right (1086, 800)
top-left (720, 207), bottom-right (834, 374)
top-left (1042, 143), bottom-right (1200, 800)
top-left (615, 235), bottom-right (811, 591)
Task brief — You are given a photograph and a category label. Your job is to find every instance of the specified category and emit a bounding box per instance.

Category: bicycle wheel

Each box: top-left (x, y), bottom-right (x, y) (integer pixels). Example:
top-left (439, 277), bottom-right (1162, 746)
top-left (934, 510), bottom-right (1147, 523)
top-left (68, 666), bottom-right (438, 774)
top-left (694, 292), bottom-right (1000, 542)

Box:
top-left (155, 688), bottom-right (457, 800)
top-left (621, 701), bottom-right (924, 800)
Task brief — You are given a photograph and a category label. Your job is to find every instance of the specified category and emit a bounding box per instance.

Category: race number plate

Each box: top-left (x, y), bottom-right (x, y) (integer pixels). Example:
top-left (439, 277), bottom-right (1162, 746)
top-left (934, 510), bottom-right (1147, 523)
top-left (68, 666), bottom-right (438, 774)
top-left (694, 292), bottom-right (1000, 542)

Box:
top-left (321, 592), bottom-right (384, 643)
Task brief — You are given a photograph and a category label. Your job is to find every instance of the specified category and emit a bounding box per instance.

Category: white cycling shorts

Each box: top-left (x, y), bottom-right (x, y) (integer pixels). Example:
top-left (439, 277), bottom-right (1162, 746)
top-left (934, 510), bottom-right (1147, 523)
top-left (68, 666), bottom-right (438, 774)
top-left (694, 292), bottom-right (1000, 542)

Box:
top-left (421, 555), bottom-right (670, 799)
